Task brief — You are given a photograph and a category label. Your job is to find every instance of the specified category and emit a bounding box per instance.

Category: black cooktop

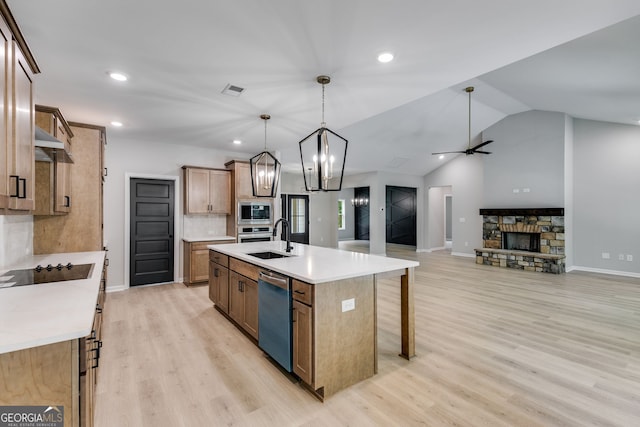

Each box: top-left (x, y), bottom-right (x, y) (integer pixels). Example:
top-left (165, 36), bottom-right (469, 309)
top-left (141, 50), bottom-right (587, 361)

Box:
top-left (0, 263), bottom-right (94, 289)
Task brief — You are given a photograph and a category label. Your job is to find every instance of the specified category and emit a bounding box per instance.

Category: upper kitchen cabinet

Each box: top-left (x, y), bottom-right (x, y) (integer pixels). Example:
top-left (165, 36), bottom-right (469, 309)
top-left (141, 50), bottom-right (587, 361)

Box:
top-left (33, 123), bottom-right (106, 254)
top-left (0, 4), bottom-right (40, 213)
top-left (34, 105), bottom-right (74, 215)
top-left (182, 166), bottom-right (231, 215)
top-left (225, 160), bottom-right (254, 200)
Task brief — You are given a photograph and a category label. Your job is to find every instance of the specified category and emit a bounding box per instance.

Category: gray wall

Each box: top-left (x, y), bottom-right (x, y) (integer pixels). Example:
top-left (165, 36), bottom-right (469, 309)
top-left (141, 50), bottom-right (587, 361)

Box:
top-left (337, 188), bottom-right (355, 240)
top-left (573, 119), bottom-right (640, 274)
top-left (424, 155), bottom-right (484, 255)
top-left (483, 110), bottom-right (566, 208)
top-left (427, 186), bottom-right (450, 249)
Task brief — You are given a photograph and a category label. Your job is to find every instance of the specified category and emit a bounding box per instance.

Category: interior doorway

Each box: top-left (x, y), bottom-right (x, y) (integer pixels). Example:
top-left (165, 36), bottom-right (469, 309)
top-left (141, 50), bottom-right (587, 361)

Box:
top-left (281, 194), bottom-right (309, 244)
top-left (445, 194), bottom-right (453, 249)
top-left (354, 186), bottom-right (370, 240)
top-left (129, 177), bottom-right (176, 286)
top-left (427, 185), bottom-right (452, 251)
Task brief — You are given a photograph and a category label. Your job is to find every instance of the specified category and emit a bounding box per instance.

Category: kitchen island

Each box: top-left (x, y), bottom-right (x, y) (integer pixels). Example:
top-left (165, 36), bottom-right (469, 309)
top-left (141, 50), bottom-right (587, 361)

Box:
top-left (207, 241), bottom-right (419, 399)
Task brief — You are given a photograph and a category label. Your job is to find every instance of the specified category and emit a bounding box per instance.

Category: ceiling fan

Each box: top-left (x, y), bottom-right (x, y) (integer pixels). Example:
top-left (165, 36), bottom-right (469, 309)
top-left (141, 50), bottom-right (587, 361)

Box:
top-left (432, 86), bottom-right (493, 156)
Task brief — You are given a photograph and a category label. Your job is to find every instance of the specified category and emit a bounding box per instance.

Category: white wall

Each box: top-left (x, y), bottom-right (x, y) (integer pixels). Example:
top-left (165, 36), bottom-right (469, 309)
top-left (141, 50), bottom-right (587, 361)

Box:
top-left (424, 155), bottom-right (484, 256)
top-left (0, 215), bottom-right (33, 269)
top-left (104, 138), bottom-right (251, 290)
top-left (427, 186), bottom-right (451, 249)
top-left (337, 188), bottom-right (355, 240)
top-left (573, 119), bottom-right (640, 275)
top-left (483, 110), bottom-right (566, 208)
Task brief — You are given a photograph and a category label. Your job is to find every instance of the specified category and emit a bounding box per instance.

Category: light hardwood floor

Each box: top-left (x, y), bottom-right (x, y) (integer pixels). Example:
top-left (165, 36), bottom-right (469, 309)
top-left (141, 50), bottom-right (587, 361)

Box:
top-left (95, 247), bottom-right (640, 426)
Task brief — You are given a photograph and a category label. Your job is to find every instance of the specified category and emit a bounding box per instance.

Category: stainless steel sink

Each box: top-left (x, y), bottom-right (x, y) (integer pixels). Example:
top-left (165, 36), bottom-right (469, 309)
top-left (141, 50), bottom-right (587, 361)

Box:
top-left (248, 251), bottom-right (292, 260)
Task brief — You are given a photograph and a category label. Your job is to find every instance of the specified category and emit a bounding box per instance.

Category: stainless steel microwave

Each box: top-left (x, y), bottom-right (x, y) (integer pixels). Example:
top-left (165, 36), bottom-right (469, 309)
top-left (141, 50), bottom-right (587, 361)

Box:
top-left (238, 201), bottom-right (272, 224)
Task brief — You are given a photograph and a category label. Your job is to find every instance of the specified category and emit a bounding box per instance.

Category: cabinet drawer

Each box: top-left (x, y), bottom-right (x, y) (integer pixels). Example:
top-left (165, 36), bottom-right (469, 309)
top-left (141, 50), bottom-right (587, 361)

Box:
top-left (292, 279), bottom-right (314, 305)
top-left (191, 241), bottom-right (213, 251)
top-left (229, 257), bottom-right (260, 282)
top-left (209, 250), bottom-right (228, 267)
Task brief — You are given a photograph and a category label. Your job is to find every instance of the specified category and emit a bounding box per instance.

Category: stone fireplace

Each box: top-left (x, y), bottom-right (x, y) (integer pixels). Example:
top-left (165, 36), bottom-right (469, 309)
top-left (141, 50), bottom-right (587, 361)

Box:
top-left (476, 208), bottom-right (565, 274)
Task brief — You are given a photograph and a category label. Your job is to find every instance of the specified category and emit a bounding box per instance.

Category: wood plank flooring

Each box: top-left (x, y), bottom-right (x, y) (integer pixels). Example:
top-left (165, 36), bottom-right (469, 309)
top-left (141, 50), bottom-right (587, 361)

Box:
top-left (95, 247), bottom-right (640, 426)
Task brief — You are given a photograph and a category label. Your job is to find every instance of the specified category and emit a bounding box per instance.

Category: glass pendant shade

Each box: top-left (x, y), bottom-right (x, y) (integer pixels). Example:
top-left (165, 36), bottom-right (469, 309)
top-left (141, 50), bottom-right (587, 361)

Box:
top-left (298, 76), bottom-right (348, 192)
top-left (250, 114), bottom-right (281, 197)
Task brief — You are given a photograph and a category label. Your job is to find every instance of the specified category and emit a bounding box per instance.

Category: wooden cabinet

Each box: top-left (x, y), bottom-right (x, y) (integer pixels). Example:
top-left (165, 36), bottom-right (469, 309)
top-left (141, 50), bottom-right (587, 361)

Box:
top-left (224, 160), bottom-right (263, 238)
top-left (209, 250), bottom-right (229, 313)
top-left (183, 166), bottom-right (231, 214)
top-left (184, 239), bottom-right (234, 286)
top-left (33, 123), bottom-right (106, 254)
top-left (34, 105), bottom-right (74, 215)
top-left (228, 270), bottom-right (259, 339)
top-left (0, 18), bottom-right (37, 213)
top-left (292, 279), bottom-right (314, 385)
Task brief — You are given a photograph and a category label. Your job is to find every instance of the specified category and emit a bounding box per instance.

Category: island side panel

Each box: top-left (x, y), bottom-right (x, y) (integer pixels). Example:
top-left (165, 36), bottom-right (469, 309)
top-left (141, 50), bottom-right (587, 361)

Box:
top-left (314, 274), bottom-right (376, 398)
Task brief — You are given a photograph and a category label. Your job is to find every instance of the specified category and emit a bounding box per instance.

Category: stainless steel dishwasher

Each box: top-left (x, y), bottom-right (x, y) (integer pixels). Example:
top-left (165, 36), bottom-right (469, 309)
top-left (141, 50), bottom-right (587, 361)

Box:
top-left (258, 270), bottom-right (292, 372)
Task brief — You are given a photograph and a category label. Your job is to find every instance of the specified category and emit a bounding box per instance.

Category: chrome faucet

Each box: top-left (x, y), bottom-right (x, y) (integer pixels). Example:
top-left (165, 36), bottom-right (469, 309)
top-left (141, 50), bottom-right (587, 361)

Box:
top-left (273, 218), bottom-right (293, 253)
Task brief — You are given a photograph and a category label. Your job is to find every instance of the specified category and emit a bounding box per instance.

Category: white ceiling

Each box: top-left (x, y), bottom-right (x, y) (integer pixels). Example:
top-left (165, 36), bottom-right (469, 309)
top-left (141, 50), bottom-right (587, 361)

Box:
top-left (7, 0), bottom-right (640, 176)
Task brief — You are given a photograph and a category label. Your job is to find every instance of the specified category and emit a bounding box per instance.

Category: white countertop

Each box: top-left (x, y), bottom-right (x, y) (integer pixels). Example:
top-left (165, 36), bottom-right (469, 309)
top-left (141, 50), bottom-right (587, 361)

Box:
top-left (208, 241), bottom-right (419, 284)
top-left (0, 251), bottom-right (106, 354)
top-left (183, 236), bottom-right (236, 243)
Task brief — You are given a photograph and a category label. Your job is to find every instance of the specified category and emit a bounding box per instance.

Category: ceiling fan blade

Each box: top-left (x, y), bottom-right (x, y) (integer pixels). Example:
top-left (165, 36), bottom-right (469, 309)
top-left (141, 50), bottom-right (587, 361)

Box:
top-left (473, 150), bottom-right (492, 154)
top-left (432, 150), bottom-right (466, 155)
top-left (471, 140), bottom-right (493, 150)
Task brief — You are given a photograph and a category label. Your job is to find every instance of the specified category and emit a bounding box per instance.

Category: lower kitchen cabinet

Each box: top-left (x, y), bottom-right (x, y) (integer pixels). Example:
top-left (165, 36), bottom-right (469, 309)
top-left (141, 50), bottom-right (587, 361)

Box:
top-left (229, 270), bottom-right (259, 340)
top-left (209, 251), bottom-right (229, 313)
top-left (292, 299), bottom-right (313, 385)
top-left (185, 239), bottom-right (235, 286)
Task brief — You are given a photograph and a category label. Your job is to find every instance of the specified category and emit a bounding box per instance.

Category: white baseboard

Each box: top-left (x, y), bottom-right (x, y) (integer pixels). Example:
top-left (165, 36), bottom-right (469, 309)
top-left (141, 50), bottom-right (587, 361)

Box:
top-left (416, 248), bottom-right (430, 253)
top-left (423, 246), bottom-right (445, 253)
top-left (569, 265), bottom-right (640, 279)
top-left (452, 252), bottom-right (476, 258)
top-left (106, 285), bottom-right (127, 293)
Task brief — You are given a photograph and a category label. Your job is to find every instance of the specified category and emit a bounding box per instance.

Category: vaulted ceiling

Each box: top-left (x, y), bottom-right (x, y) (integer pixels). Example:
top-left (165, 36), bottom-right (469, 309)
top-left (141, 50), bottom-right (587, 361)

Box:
top-left (8, 0), bottom-right (640, 176)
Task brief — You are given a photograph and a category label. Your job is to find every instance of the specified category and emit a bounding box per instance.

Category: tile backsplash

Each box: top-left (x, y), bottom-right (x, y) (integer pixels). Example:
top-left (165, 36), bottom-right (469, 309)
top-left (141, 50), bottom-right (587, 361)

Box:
top-left (183, 215), bottom-right (228, 238)
top-left (0, 215), bottom-right (33, 268)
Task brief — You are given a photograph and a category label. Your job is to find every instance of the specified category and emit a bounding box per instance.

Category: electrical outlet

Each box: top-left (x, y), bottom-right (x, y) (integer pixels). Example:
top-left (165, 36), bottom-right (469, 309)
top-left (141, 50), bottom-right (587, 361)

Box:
top-left (523, 188), bottom-right (531, 193)
top-left (602, 252), bottom-right (610, 259)
top-left (513, 188), bottom-right (520, 193)
top-left (618, 254), bottom-right (625, 261)
top-left (627, 254), bottom-right (633, 262)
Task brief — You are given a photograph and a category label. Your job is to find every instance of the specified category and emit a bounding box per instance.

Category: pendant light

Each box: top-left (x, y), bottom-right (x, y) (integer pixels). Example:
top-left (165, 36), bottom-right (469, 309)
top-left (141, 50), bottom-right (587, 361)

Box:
top-left (298, 75), bottom-right (348, 192)
top-left (250, 114), bottom-right (281, 197)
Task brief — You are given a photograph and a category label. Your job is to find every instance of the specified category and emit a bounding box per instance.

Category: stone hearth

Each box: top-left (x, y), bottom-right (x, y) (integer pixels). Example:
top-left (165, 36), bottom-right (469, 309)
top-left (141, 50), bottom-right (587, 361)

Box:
top-left (476, 208), bottom-right (565, 274)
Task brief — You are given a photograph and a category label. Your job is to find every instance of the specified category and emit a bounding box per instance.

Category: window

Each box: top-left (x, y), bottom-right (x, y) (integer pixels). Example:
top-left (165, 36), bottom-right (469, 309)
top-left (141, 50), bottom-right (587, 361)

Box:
top-left (338, 199), bottom-right (346, 230)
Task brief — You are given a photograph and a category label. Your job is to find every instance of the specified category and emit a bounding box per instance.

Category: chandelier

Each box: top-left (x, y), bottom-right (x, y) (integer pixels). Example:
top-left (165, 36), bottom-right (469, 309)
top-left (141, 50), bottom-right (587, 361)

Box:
top-left (351, 197), bottom-right (369, 207)
top-left (298, 75), bottom-right (348, 192)
top-left (250, 114), bottom-right (281, 197)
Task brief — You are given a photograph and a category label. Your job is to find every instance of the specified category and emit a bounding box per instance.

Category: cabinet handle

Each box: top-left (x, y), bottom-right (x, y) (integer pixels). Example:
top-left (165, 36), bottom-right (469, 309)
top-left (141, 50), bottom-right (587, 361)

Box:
top-left (9, 175), bottom-right (19, 197)
top-left (239, 281), bottom-right (244, 292)
top-left (64, 195), bottom-right (71, 207)
top-left (18, 178), bottom-right (26, 199)
top-left (91, 340), bottom-right (102, 369)
top-left (104, 167), bottom-right (108, 176)
top-left (214, 268), bottom-right (219, 278)
top-left (292, 307), bottom-right (296, 322)
top-left (294, 290), bottom-right (305, 295)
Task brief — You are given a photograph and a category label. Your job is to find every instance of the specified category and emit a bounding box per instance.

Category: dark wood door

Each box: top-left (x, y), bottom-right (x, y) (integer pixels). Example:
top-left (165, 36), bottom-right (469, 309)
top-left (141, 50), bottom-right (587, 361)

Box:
top-left (130, 178), bottom-right (175, 286)
top-left (354, 187), bottom-right (370, 240)
top-left (386, 186), bottom-right (416, 246)
top-left (281, 194), bottom-right (309, 244)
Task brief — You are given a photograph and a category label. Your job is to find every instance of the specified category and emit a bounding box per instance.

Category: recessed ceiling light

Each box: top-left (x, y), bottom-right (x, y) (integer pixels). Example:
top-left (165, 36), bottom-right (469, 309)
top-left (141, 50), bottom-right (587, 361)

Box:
top-left (111, 121), bottom-right (123, 127)
top-left (109, 72), bottom-right (128, 82)
top-left (233, 139), bottom-right (242, 145)
top-left (377, 52), bottom-right (394, 63)
top-left (439, 155), bottom-right (445, 160)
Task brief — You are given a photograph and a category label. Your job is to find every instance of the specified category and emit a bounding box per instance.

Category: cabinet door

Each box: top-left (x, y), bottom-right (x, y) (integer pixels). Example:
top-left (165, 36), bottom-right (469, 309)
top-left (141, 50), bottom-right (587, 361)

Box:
top-left (185, 168), bottom-right (210, 214)
top-left (209, 263), bottom-right (229, 313)
top-left (8, 43), bottom-right (34, 211)
top-left (0, 23), bottom-right (9, 209)
top-left (228, 271), bottom-right (244, 324)
top-left (208, 170), bottom-right (231, 214)
top-left (242, 278), bottom-right (258, 340)
top-left (54, 159), bottom-right (71, 213)
top-left (293, 300), bottom-right (313, 385)
top-left (235, 162), bottom-right (254, 200)
top-left (191, 247), bottom-right (210, 283)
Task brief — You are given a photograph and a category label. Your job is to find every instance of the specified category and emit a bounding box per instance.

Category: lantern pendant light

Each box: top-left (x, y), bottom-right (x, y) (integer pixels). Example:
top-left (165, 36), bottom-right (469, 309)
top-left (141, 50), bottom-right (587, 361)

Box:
top-left (250, 114), bottom-right (281, 197)
top-left (298, 75), bottom-right (348, 192)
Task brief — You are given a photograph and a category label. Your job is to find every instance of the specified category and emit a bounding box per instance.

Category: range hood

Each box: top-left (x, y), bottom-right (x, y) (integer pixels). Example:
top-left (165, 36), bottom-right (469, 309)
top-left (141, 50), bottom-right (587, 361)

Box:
top-left (35, 126), bottom-right (73, 163)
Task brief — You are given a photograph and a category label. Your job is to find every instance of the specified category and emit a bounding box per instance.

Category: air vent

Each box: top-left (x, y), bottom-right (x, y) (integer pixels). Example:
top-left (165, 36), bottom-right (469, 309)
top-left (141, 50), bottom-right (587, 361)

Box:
top-left (222, 84), bottom-right (245, 97)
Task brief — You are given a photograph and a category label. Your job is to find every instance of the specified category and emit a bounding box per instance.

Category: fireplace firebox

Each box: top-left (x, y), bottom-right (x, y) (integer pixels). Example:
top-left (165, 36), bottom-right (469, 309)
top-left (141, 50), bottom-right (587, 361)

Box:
top-left (502, 232), bottom-right (540, 252)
